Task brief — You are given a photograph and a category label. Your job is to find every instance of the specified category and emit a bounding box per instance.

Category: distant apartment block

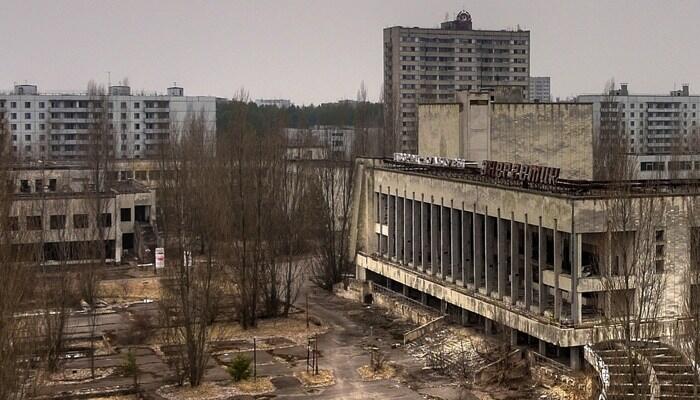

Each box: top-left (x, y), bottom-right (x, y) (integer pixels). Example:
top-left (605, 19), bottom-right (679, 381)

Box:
top-left (285, 125), bottom-right (355, 160)
top-left (384, 10), bottom-right (530, 153)
top-left (578, 83), bottom-right (700, 178)
top-left (0, 84), bottom-right (216, 161)
top-left (529, 76), bottom-right (551, 102)
top-left (255, 99), bottom-right (292, 108)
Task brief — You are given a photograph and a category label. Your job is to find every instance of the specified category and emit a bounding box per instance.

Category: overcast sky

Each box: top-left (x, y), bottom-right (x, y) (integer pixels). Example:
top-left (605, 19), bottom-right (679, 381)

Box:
top-left (2, 0), bottom-right (700, 104)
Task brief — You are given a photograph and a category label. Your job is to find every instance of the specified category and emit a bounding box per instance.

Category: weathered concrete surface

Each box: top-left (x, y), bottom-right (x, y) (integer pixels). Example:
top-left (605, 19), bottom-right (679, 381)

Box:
top-left (491, 103), bottom-right (594, 180)
top-left (418, 103), bottom-right (461, 158)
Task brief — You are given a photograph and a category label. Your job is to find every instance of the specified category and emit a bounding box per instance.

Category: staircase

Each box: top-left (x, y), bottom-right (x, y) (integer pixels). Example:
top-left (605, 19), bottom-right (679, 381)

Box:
top-left (592, 341), bottom-right (698, 400)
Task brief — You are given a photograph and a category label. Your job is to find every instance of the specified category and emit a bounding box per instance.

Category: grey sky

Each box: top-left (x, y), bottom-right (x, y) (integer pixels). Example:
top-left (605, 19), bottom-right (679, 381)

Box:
top-left (2, 0), bottom-right (700, 104)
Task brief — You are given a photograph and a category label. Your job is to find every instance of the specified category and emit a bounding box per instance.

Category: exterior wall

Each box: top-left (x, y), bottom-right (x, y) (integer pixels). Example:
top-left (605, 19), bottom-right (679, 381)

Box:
top-left (349, 158), bottom-right (700, 348)
top-left (9, 187), bottom-right (156, 264)
top-left (416, 93), bottom-right (595, 180)
top-left (490, 103), bottom-right (594, 180)
top-left (384, 19), bottom-right (530, 153)
top-left (459, 91), bottom-right (491, 162)
top-left (417, 103), bottom-right (461, 158)
top-left (0, 85), bottom-right (216, 161)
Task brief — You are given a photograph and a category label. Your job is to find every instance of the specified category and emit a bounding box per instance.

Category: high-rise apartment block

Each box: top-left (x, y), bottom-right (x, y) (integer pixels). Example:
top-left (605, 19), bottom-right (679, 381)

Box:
top-left (529, 76), bottom-right (551, 102)
top-left (578, 84), bottom-right (700, 156)
top-left (384, 11), bottom-right (530, 153)
top-left (0, 84), bottom-right (216, 161)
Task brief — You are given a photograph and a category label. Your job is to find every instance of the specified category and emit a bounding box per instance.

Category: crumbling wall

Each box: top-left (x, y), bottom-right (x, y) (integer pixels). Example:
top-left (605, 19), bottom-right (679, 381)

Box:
top-left (491, 103), bottom-right (594, 180)
top-left (417, 103), bottom-right (461, 158)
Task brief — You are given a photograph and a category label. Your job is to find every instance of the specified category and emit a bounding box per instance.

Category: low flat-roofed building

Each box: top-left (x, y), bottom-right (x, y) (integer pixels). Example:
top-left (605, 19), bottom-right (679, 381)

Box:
top-left (8, 165), bottom-right (157, 265)
top-left (348, 156), bottom-right (700, 369)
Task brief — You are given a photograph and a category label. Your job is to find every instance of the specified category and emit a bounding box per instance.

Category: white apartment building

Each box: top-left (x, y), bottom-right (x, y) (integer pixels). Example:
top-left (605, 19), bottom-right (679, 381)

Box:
top-left (0, 84), bottom-right (216, 161)
top-left (529, 76), bottom-right (551, 102)
top-left (578, 84), bottom-right (700, 179)
top-left (384, 10), bottom-right (530, 153)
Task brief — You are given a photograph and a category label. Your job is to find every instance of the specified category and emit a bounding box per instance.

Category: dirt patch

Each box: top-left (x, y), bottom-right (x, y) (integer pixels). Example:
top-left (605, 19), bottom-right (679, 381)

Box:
top-left (357, 364), bottom-right (397, 381)
top-left (294, 369), bottom-right (335, 388)
top-left (88, 396), bottom-right (137, 400)
top-left (233, 377), bottom-right (274, 394)
top-left (100, 277), bottom-right (161, 303)
top-left (208, 313), bottom-right (327, 346)
top-left (44, 367), bottom-right (115, 385)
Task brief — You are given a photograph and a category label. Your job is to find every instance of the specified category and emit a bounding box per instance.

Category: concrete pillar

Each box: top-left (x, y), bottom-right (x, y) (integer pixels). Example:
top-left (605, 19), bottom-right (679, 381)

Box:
top-left (484, 207), bottom-right (493, 295)
top-left (378, 191), bottom-right (385, 256)
top-left (421, 198), bottom-right (429, 272)
top-left (473, 205), bottom-right (484, 290)
top-left (395, 189), bottom-right (402, 262)
top-left (463, 207), bottom-right (473, 286)
top-left (450, 201), bottom-right (460, 283)
top-left (375, 192), bottom-right (381, 254)
top-left (412, 193), bottom-right (420, 268)
top-left (572, 233), bottom-right (582, 325)
top-left (554, 221), bottom-right (562, 321)
top-left (510, 214), bottom-right (519, 306)
top-left (484, 318), bottom-right (493, 334)
top-left (570, 346), bottom-right (581, 371)
top-left (388, 192), bottom-right (395, 259)
top-left (403, 194), bottom-right (409, 265)
top-left (524, 214), bottom-right (532, 309)
top-left (538, 218), bottom-right (545, 315)
top-left (538, 339), bottom-right (547, 356)
top-left (440, 199), bottom-right (449, 280)
top-left (431, 202), bottom-right (440, 276)
top-left (461, 308), bottom-right (468, 326)
top-left (420, 291), bottom-right (427, 305)
top-left (497, 209), bottom-right (507, 299)
top-left (510, 329), bottom-right (518, 346)
top-left (356, 265), bottom-right (367, 281)
top-left (402, 284), bottom-right (408, 297)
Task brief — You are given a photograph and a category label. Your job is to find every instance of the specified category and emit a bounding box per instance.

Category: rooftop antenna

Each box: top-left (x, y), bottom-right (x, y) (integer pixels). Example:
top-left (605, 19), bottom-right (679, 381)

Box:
top-left (107, 71), bottom-right (111, 88)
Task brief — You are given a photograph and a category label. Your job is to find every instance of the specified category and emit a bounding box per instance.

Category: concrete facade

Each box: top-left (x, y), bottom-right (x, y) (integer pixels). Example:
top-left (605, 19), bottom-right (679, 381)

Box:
top-left (0, 84), bottom-right (216, 161)
top-left (384, 11), bottom-right (530, 153)
top-left (417, 103), bottom-right (461, 158)
top-left (8, 166), bottom-right (157, 264)
top-left (490, 103), bottom-right (594, 180)
top-left (418, 91), bottom-right (594, 179)
top-left (349, 158), bottom-right (700, 367)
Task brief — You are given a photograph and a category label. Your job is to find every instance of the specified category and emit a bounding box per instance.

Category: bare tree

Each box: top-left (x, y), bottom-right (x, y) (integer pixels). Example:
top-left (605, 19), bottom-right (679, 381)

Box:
top-left (0, 109), bottom-right (40, 400)
top-left (78, 81), bottom-right (116, 379)
top-left (309, 157), bottom-right (355, 290)
top-left (158, 111), bottom-right (222, 387)
top-left (598, 79), bottom-right (667, 398)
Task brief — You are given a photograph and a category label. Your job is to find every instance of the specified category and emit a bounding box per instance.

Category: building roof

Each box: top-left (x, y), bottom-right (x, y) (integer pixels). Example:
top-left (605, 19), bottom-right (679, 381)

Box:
top-left (376, 158), bottom-right (700, 199)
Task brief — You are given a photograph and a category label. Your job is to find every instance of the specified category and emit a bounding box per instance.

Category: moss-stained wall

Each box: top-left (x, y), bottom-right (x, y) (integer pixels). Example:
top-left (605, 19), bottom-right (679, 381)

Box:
top-left (491, 103), bottom-right (594, 180)
top-left (418, 103), bottom-right (460, 158)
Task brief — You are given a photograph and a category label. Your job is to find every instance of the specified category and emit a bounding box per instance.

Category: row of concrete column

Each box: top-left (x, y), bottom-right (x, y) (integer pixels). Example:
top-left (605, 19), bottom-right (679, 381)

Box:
top-left (375, 190), bottom-right (582, 324)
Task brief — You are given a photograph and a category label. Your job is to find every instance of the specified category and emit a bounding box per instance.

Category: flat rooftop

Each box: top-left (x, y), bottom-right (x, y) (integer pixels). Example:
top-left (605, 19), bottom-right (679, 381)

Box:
top-left (378, 158), bottom-right (700, 199)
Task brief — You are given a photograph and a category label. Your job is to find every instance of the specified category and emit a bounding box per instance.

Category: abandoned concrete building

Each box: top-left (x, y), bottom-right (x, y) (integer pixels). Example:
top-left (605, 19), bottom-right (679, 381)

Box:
top-left (8, 164), bottom-right (157, 264)
top-left (348, 156), bottom-right (700, 370)
top-left (418, 87), bottom-right (700, 181)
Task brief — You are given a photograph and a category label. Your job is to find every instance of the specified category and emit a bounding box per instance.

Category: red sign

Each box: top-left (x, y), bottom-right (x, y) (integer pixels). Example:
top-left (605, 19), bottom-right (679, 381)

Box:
top-left (481, 160), bottom-right (560, 185)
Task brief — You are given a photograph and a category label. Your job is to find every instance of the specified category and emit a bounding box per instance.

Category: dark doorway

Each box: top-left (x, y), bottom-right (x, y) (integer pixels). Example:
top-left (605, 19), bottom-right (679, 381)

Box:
top-left (135, 205), bottom-right (149, 223)
top-left (122, 233), bottom-right (134, 250)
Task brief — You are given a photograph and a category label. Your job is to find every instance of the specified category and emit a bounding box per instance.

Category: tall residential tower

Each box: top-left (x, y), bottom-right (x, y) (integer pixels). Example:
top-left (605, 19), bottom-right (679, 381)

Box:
top-left (384, 11), bottom-right (530, 153)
